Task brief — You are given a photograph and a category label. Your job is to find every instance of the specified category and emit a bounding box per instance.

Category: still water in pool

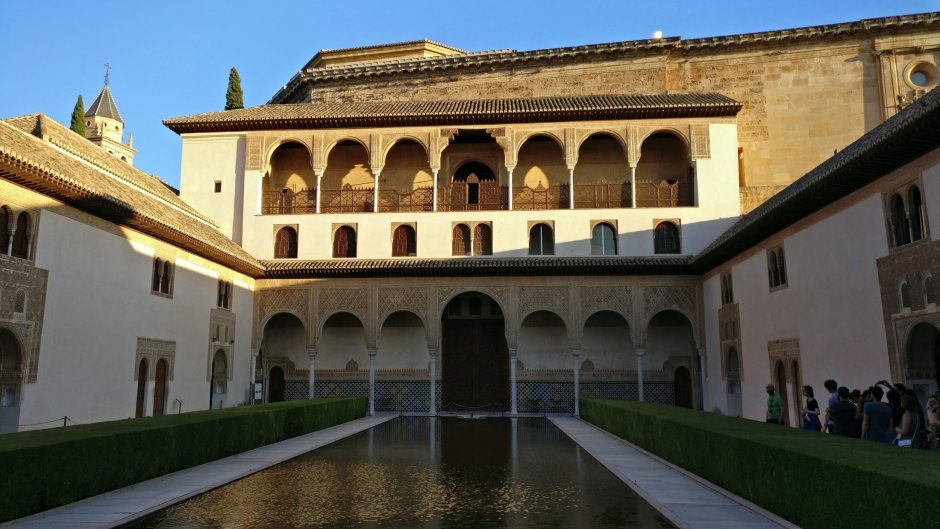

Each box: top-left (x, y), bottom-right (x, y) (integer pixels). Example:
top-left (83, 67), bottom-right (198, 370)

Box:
top-left (128, 417), bottom-right (673, 529)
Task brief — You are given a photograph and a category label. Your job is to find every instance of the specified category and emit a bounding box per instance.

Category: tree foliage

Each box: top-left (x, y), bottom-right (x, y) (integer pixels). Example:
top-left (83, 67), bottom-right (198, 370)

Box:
top-left (225, 67), bottom-right (244, 110)
top-left (70, 95), bottom-right (85, 136)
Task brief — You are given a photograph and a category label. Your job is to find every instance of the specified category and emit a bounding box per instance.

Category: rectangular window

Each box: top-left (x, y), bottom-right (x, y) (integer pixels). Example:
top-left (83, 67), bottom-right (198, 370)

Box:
top-left (721, 273), bottom-right (734, 305)
top-left (767, 246), bottom-right (787, 290)
top-left (214, 181), bottom-right (222, 193)
top-left (217, 280), bottom-right (232, 309)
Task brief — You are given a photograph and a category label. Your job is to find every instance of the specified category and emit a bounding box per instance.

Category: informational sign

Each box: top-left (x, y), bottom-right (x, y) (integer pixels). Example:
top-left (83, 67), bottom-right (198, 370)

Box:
top-left (253, 383), bottom-right (263, 400)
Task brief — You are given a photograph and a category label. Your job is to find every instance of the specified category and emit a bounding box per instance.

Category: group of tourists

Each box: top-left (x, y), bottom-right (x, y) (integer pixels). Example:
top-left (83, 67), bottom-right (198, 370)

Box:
top-left (764, 380), bottom-right (939, 451)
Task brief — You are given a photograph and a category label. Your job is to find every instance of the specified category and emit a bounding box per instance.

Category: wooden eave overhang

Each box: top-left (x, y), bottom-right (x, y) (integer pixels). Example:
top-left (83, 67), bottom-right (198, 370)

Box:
top-left (260, 256), bottom-right (693, 279)
top-left (691, 86), bottom-right (940, 274)
top-left (164, 93), bottom-right (742, 134)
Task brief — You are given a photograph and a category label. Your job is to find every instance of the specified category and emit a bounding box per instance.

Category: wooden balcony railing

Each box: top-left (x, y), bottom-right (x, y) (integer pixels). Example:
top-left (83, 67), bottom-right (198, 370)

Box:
top-left (260, 180), bottom-right (687, 214)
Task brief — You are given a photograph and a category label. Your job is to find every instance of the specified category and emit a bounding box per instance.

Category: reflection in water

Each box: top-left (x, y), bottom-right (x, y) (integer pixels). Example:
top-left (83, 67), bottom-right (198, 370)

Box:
top-left (130, 418), bottom-right (673, 529)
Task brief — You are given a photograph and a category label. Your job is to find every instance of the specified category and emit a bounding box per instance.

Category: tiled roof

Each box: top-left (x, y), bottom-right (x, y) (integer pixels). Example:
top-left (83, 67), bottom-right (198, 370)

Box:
top-left (0, 115), bottom-right (264, 276)
top-left (318, 39), bottom-right (466, 55)
top-left (691, 86), bottom-right (940, 272)
top-left (272, 13), bottom-right (939, 103)
top-left (164, 93), bottom-right (741, 133)
top-left (4, 115), bottom-right (210, 223)
top-left (261, 256), bottom-right (693, 279)
top-left (85, 85), bottom-right (123, 123)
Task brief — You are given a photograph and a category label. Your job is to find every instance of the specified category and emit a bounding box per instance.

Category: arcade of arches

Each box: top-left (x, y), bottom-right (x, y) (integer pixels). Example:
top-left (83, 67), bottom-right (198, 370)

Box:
top-left (260, 128), bottom-right (696, 215)
top-left (254, 279), bottom-right (702, 413)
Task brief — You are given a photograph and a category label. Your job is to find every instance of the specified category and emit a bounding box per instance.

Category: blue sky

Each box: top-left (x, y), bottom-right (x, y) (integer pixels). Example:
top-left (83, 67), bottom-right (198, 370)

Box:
top-left (1, 0), bottom-right (937, 188)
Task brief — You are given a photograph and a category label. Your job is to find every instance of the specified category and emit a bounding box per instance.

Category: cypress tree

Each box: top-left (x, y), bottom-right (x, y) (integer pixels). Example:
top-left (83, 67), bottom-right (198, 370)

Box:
top-left (70, 95), bottom-right (86, 136)
top-left (225, 67), bottom-right (244, 110)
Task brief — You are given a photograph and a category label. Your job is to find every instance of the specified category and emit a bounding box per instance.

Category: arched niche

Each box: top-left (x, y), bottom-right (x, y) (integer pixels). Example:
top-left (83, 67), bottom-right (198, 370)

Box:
top-left (266, 141), bottom-right (314, 191)
top-left (636, 132), bottom-right (693, 207)
top-left (319, 312), bottom-right (368, 371)
top-left (581, 310), bottom-right (633, 371)
top-left (378, 311), bottom-right (428, 371)
top-left (382, 139), bottom-right (433, 193)
top-left (516, 134), bottom-right (567, 189)
top-left (262, 313), bottom-right (308, 370)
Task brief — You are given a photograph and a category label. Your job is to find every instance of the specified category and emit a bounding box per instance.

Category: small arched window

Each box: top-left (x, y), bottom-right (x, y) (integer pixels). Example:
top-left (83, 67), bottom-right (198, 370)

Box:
top-left (900, 281), bottom-right (912, 310)
top-left (909, 186), bottom-right (925, 242)
top-left (452, 224), bottom-right (471, 256)
top-left (925, 275), bottom-right (936, 306)
top-left (528, 223), bottom-right (554, 255)
top-left (11, 213), bottom-right (30, 258)
top-left (13, 290), bottom-right (26, 314)
top-left (0, 206), bottom-right (11, 255)
top-left (274, 227), bottom-right (298, 258)
top-left (654, 221), bottom-right (680, 254)
top-left (473, 224), bottom-right (493, 256)
top-left (591, 223), bottom-right (617, 255)
top-left (891, 193), bottom-right (910, 247)
top-left (333, 226), bottom-right (357, 258)
top-left (392, 225), bottom-right (417, 257)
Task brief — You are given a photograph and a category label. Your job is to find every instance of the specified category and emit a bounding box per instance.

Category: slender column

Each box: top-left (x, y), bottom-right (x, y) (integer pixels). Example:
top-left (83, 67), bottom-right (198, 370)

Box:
top-left (373, 172), bottom-right (380, 212)
top-left (432, 170), bottom-right (439, 212)
top-left (250, 348), bottom-right (259, 405)
top-left (568, 168), bottom-right (575, 209)
top-left (635, 348), bottom-right (645, 402)
top-left (572, 349), bottom-right (581, 417)
top-left (509, 348), bottom-right (518, 415)
top-left (368, 348), bottom-right (377, 415)
top-left (307, 349), bottom-right (317, 399)
top-left (698, 348), bottom-right (707, 411)
top-left (629, 166), bottom-right (637, 208)
top-left (507, 169), bottom-right (514, 211)
top-left (315, 171), bottom-right (323, 214)
top-left (428, 347), bottom-right (438, 415)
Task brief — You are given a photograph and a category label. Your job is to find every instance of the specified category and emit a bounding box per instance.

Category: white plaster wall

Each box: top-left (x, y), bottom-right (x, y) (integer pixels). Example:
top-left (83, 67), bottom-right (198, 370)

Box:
top-left (377, 313), bottom-right (429, 370)
top-left (20, 209), bottom-right (254, 428)
top-left (581, 313), bottom-right (634, 370)
top-left (702, 274), bottom-right (723, 413)
top-left (518, 313), bottom-right (570, 370)
top-left (704, 194), bottom-right (891, 422)
top-left (319, 318), bottom-right (369, 370)
top-left (179, 135), bottom-right (245, 242)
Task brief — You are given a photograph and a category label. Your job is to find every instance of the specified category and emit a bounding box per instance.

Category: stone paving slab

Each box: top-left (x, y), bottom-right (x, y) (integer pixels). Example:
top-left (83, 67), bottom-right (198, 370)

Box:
top-left (550, 416), bottom-right (800, 529)
top-left (1, 414), bottom-right (397, 529)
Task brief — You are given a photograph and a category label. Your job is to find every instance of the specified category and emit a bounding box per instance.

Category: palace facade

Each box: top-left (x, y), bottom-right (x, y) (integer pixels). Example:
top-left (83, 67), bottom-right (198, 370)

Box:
top-left (2, 12), bottom-right (939, 432)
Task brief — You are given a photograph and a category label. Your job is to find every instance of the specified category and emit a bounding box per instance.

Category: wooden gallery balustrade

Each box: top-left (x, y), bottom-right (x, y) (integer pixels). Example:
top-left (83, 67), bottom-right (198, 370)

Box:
top-left (261, 180), bottom-right (686, 214)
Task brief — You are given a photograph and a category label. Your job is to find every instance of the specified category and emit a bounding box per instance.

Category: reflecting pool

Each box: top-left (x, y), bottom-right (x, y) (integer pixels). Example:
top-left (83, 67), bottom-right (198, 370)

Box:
top-left (128, 417), bottom-right (673, 529)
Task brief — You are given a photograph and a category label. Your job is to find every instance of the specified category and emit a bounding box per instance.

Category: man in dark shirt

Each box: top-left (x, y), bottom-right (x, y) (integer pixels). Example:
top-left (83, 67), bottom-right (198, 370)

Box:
top-left (830, 386), bottom-right (858, 438)
top-left (862, 386), bottom-right (893, 443)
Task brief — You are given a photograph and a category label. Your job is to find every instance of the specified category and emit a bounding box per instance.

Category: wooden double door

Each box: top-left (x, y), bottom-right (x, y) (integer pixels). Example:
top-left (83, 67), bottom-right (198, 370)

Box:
top-left (442, 319), bottom-right (509, 412)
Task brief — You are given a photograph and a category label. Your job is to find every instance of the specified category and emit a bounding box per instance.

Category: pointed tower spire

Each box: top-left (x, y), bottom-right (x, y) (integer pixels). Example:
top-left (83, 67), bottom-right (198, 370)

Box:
top-left (83, 62), bottom-right (137, 165)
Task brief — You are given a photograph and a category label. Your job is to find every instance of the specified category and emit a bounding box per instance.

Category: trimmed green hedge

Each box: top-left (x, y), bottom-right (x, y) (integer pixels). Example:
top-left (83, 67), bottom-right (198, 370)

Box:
top-left (580, 398), bottom-right (940, 529)
top-left (0, 397), bottom-right (366, 522)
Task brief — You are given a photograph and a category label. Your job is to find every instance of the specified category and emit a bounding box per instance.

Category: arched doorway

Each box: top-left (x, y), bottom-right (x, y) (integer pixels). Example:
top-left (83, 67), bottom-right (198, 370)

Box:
top-left (674, 366), bottom-right (693, 408)
top-left (210, 350), bottom-right (227, 409)
top-left (441, 292), bottom-right (509, 412)
top-left (726, 347), bottom-right (742, 417)
top-left (0, 329), bottom-right (23, 433)
top-left (906, 322), bottom-right (940, 400)
top-left (269, 366), bottom-right (285, 402)
top-left (153, 359), bottom-right (168, 416)
top-left (135, 358), bottom-right (148, 418)
top-left (774, 360), bottom-right (789, 426)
